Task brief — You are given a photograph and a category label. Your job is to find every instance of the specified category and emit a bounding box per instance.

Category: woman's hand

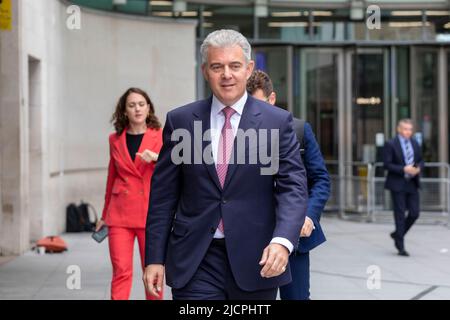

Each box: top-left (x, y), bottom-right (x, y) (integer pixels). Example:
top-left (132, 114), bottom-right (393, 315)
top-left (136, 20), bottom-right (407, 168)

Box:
top-left (136, 149), bottom-right (158, 163)
top-left (95, 219), bottom-right (106, 232)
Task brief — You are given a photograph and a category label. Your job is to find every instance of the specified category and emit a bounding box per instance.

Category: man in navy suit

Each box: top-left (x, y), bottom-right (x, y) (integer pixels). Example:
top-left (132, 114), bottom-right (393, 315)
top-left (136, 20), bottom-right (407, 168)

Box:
top-left (143, 30), bottom-right (308, 300)
top-left (383, 119), bottom-right (424, 257)
top-left (247, 70), bottom-right (330, 300)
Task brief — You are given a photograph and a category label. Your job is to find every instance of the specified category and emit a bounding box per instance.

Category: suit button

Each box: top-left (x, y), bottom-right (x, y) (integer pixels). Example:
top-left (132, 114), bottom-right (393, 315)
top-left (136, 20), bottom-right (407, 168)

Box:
top-left (125, 178), bottom-right (128, 182)
top-left (222, 199), bottom-right (227, 204)
top-left (210, 227), bottom-right (216, 234)
top-left (124, 190), bottom-right (128, 195)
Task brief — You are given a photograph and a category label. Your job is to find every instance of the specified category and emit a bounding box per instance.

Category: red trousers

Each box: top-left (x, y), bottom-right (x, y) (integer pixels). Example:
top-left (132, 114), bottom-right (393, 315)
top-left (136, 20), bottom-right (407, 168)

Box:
top-left (108, 226), bottom-right (163, 300)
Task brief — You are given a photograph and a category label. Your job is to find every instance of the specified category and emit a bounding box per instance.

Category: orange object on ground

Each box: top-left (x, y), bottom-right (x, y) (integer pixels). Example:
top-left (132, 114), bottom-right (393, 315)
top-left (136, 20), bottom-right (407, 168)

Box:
top-left (36, 236), bottom-right (68, 253)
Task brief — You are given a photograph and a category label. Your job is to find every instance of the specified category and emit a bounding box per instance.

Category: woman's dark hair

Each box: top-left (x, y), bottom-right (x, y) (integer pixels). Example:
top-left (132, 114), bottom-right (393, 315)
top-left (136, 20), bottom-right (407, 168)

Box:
top-left (111, 87), bottom-right (161, 135)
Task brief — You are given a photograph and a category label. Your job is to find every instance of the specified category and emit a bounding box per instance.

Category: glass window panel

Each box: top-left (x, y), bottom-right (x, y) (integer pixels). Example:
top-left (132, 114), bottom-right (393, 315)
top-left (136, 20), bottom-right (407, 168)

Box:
top-left (414, 49), bottom-right (439, 163)
top-left (296, 50), bottom-right (339, 166)
top-left (352, 52), bottom-right (385, 163)
top-left (259, 7), bottom-right (309, 41)
top-left (252, 47), bottom-right (288, 110)
top-left (397, 47), bottom-right (410, 120)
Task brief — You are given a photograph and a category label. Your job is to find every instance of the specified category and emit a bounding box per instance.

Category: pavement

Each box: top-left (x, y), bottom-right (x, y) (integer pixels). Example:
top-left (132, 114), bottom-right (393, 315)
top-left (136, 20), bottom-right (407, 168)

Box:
top-left (0, 216), bottom-right (449, 300)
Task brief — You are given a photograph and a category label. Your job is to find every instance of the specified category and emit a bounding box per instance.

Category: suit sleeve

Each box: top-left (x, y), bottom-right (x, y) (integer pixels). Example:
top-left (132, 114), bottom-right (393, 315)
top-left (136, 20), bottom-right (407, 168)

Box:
top-left (303, 122), bottom-right (331, 223)
top-left (154, 128), bottom-right (163, 154)
top-left (383, 141), bottom-right (404, 175)
top-left (272, 113), bottom-right (308, 247)
top-left (145, 113), bottom-right (181, 266)
top-left (101, 137), bottom-right (117, 221)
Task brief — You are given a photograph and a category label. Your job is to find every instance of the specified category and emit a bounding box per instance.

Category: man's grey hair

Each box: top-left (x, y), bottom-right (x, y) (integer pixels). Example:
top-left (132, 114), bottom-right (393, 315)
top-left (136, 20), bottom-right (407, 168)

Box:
top-left (200, 29), bottom-right (252, 65)
top-left (398, 118), bottom-right (414, 126)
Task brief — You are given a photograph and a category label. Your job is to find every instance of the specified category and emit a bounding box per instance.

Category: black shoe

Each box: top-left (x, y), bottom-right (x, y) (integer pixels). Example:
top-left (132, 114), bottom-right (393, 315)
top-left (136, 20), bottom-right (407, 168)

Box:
top-left (398, 250), bottom-right (410, 257)
top-left (390, 232), bottom-right (402, 252)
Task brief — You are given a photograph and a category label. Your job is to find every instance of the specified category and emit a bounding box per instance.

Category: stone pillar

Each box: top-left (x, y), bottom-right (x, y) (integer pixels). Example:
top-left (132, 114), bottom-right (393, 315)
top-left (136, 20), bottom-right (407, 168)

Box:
top-left (0, 0), bottom-right (29, 255)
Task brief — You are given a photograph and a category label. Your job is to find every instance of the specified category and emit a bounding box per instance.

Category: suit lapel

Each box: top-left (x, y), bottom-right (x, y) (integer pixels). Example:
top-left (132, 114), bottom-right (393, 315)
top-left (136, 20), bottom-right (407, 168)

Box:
top-left (135, 128), bottom-right (158, 175)
top-left (223, 96), bottom-right (261, 190)
top-left (117, 128), bottom-right (142, 177)
top-left (393, 136), bottom-right (406, 165)
top-left (192, 97), bottom-right (222, 191)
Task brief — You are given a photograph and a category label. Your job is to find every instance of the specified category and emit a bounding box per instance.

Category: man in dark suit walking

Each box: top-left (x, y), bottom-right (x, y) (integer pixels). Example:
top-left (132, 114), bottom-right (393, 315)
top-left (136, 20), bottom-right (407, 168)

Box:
top-left (143, 29), bottom-right (308, 299)
top-left (383, 119), bottom-right (424, 256)
top-left (247, 70), bottom-right (330, 300)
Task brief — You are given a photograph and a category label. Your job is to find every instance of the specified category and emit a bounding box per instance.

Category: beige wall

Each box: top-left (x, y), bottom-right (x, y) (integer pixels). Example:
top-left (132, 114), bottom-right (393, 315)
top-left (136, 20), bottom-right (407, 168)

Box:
top-left (0, 0), bottom-right (23, 255)
top-left (0, 0), bottom-right (196, 255)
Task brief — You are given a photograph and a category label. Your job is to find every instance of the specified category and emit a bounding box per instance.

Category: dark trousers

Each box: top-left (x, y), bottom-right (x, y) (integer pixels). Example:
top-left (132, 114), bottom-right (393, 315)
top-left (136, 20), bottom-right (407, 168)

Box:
top-left (171, 239), bottom-right (278, 300)
top-left (279, 252), bottom-right (310, 300)
top-left (391, 185), bottom-right (420, 250)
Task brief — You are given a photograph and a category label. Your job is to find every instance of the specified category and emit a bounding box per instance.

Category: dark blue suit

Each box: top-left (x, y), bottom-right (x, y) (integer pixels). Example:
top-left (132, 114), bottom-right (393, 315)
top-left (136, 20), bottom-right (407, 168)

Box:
top-left (280, 120), bottom-right (330, 300)
top-left (383, 136), bottom-right (424, 252)
top-left (145, 95), bottom-right (308, 299)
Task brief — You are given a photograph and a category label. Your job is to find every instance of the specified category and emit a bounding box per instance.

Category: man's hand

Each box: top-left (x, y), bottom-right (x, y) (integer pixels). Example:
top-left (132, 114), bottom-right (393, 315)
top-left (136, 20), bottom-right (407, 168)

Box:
top-left (259, 243), bottom-right (289, 278)
top-left (404, 165), bottom-right (420, 176)
top-left (136, 149), bottom-right (159, 163)
top-left (300, 216), bottom-right (314, 238)
top-left (143, 264), bottom-right (165, 298)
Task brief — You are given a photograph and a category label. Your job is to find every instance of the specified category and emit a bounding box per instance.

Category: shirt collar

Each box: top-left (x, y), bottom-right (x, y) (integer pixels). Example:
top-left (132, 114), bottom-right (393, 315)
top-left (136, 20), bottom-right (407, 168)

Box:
top-left (211, 91), bottom-right (248, 116)
top-left (398, 135), bottom-right (410, 144)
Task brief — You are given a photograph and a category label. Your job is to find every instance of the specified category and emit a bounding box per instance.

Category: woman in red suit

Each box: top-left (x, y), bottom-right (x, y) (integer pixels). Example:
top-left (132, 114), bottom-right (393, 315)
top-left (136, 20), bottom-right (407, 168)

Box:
top-left (96, 87), bottom-right (163, 300)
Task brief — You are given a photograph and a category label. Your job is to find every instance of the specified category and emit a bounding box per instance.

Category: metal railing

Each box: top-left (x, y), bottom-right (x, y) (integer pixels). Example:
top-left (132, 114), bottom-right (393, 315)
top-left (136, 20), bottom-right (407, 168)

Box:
top-left (324, 161), bottom-right (450, 225)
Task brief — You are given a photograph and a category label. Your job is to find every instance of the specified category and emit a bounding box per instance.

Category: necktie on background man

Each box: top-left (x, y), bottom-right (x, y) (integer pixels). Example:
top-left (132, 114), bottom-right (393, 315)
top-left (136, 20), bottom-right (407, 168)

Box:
top-left (405, 140), bottom-right (414, 179)
top-left (216, 106), bottom-right (236, 233)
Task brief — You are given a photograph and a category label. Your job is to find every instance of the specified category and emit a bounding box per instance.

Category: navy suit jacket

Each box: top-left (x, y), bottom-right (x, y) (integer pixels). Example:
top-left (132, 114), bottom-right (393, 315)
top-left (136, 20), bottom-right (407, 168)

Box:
top-left (145, 95), bottom-right (308, 291)
top-left (293, 120), bottom-right (330, 253)
top-left (383, 136), bottom-right (424, 192)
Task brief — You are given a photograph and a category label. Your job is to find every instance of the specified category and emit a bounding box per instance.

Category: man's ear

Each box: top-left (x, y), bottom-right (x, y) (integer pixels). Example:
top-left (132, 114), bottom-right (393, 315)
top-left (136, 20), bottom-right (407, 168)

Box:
top-left (201, 63), bottom-right (209, 81)
top-left (246, 60), bottom-right (255, 79)
top-left (268, 92), bottom-right (277, 106)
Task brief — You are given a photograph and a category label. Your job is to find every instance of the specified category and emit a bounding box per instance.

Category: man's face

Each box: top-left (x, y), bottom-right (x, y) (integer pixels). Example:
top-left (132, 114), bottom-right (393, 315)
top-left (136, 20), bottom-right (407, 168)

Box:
top-left (397, 122), bottom-right (414, 139)
top-left (202, 45), bottom-right (254, 106)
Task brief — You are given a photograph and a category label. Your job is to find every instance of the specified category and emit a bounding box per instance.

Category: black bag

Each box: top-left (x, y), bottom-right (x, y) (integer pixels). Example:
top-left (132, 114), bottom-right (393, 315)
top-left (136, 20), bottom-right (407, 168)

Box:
top-left (78, 202), bottom-right (98, 232)
top-left (66, 203), bottom-right (82, 232)
top-left (66, 201), bottom-right (98, 233)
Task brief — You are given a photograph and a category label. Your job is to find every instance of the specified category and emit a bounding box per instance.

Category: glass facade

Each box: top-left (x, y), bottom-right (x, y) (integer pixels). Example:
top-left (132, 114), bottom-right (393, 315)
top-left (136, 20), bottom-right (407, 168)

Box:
top-left (413, 48), bottom-right (439, 163)
top-left (70, 1), bottom-right (450, 160)
top-left (253, 47), bottom-right (289, 109)
top-left (70, 0), bottom-right (450, 214)
top-left (352, 49), bottom-right (386, 163)
top-left (297, 50), bottom-right (339, 165)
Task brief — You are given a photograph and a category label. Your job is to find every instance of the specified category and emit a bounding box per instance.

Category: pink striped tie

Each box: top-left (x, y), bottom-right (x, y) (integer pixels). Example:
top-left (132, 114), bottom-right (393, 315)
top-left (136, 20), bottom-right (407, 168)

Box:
top-left (216, 106), bottom-right (236, 234)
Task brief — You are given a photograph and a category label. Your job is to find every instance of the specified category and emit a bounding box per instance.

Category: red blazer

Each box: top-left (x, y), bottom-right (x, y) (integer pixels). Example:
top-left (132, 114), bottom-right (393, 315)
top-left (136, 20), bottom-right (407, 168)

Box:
top-left (102, 127), bottom-right (162, 228)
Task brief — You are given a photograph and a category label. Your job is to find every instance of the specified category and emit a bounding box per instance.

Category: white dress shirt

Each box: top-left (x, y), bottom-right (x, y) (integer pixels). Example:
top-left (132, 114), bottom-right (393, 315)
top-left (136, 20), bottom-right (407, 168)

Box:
top-left (210, 92), bottom-right (294, 254)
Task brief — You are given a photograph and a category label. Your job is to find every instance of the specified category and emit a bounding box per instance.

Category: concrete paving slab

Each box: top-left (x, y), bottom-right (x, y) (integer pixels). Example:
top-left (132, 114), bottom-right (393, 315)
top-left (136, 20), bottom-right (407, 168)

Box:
top-left (1, 217), bottom-right (449, 300)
